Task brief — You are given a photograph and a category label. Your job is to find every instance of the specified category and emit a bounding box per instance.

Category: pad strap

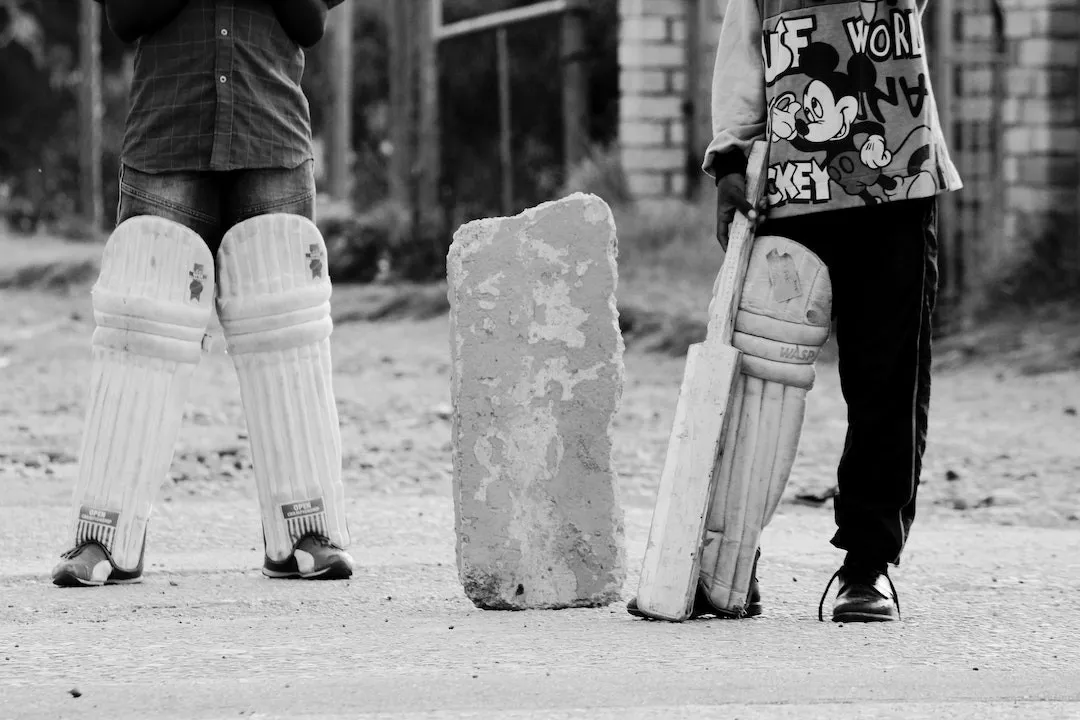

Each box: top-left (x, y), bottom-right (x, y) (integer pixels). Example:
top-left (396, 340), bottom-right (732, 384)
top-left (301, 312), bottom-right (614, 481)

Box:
top-left (219, 289), bottom-right (332, 355)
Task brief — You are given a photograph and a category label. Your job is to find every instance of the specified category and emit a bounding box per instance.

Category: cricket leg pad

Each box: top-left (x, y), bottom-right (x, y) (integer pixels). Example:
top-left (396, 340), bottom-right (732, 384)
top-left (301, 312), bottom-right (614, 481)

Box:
top-left (68, 216), bottom-right (214, 571)
top-left (217, 214), bottom-right (349, 562)
top-left (701, 236), bottom-right (832, 614)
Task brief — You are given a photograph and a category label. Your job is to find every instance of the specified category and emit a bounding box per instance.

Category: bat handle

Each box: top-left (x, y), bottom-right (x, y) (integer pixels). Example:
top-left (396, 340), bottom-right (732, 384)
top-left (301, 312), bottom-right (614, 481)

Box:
top-left (706, 140), bottom-right (770, 343)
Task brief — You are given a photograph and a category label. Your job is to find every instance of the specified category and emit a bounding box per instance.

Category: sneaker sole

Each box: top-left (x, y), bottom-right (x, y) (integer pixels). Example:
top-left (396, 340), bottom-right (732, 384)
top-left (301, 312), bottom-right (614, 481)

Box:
top-left (262, 560), bottom-right (353, 581)
top-left (832, 611), bottom-right (898, 623)
top-left (52, 572), bottom-right (142, 588)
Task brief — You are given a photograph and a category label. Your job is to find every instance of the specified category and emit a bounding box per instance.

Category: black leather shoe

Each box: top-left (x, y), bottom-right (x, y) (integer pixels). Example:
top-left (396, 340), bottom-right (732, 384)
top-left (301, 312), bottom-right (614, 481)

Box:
top-left (627, 551), bottom-right (762, 620)
top-left (818, 563), bottom-right (900, 622)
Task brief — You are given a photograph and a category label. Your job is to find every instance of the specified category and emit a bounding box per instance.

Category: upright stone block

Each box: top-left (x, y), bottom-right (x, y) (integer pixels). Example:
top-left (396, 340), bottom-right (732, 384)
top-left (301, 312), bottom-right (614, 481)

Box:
top-left (447, 193), bottom-right (626, 610)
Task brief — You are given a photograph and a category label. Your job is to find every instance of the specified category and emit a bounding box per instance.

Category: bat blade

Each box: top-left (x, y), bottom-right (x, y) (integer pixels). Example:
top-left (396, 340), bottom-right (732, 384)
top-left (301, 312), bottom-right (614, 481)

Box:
top-left (635, 341), bottom-right (742, 621)
top-left (633, 140), bottom-right (768, 623)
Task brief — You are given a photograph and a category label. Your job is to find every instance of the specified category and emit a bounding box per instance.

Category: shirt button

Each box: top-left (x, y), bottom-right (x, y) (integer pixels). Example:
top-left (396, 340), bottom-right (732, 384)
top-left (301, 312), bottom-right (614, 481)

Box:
top-left (219, 75), bottom-right (227, 83)
top-left (220, 28), bottom-right (228, 36)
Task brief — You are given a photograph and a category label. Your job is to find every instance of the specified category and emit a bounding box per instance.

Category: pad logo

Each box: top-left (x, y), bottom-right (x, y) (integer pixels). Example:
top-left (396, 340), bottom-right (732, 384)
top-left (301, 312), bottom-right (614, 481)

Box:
top-left (75, 505), bottom-right (119, 552)
top-left (306, 245), bottom-right (324, 280)
top-left (282, 498), bottom-right (325, 519)
top-left (79, 506), bottom-right (119, 526)
top-left (780, 345), bottom-right (819, 362)
top-left (281, 497), bottom-right (328, 543)
top-left (189, 264), bottom-right (207, 302)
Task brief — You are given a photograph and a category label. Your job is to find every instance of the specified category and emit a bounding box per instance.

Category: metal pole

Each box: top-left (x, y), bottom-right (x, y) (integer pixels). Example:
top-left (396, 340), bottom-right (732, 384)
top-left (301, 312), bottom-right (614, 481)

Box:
top-left (1075, 1), bottom-right (1080, 265)
top-left (387, 0), bottom-right (411, 212)
top-left (684, 0), bottom-right (703, 200)
top-left (497, 27), bottom-right (513, 215)
top-left (78, 0), bottom-right (103, 229)
top-left (329, 1), bottom-right (354, 203)
top-left (436, 0), bottom-right (586, 41)
top-left (418, 0), bottom-right (440, 219)
top-left (933, 0), bottom-right (957, 324)
top-left (561, 8), bottom-right (588, 182)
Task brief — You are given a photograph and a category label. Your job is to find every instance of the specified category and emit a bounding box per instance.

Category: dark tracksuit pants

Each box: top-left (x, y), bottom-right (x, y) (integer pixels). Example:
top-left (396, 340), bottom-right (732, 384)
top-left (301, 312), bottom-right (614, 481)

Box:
top-left (758, 197), bottom-right (939, 567)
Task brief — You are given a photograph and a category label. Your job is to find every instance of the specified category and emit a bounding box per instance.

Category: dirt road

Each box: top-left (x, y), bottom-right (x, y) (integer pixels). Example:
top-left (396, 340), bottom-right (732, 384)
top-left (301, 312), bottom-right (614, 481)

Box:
top-left (2, 284), bottom-right (1080, 718)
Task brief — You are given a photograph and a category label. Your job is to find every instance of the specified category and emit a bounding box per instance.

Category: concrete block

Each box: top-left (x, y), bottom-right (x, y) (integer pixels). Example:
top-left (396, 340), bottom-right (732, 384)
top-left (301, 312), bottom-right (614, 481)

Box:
top-left (665, 118), bottom-right (686, 146)
top-left (622, 146), bottom-right (683, 172)
top-left (667, 171), bottom-right (687, 196)
top-left (638, 0), bottom-right (685, 18)
top-left (618, 44), bottom-right (686, 70)
top-left (1018, 38), bottom-right (1078, 68)
top-left (621, 95), bottom-right (684, 121)
top-left (620, 69), bottom-right (669, 95)
top-left (620, 120), bottom-right (668, 147)
top-left (446, 194), bottom-right (626, 610)
top-left (620, 15), bottom-right (669, 42)
top-left (1023, 127), bottom-right (1080, 154)
top-left (665, 68), bottom-right (687, 94)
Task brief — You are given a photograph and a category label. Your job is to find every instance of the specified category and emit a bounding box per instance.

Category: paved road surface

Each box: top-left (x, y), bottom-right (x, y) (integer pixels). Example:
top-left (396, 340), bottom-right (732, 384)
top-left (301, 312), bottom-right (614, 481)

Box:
top-left (3, 495), bottom-right (1079, 719)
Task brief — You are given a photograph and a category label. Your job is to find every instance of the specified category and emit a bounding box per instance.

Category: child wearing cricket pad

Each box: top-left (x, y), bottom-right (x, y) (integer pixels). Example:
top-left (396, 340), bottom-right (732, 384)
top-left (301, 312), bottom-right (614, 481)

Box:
top-left (53, 0), bottom-right (354, 586)
top-left (706, 0), bottom-right (961, 621)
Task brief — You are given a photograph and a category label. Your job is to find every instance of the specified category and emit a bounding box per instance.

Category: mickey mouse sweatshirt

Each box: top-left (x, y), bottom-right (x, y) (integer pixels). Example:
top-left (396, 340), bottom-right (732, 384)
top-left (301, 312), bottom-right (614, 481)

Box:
top-left (704, 0), bottom-right (963, 219)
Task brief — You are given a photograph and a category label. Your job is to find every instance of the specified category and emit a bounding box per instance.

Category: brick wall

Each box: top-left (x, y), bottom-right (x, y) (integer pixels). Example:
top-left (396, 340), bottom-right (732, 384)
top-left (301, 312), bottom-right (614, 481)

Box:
top-left (618, 0), bottom-right (691, 199)
top-left (617, 0), bottom-right (725, 200)
top-left (997, 0), bottom-right (1080, 267)
top-left (618, 0), bottom-right (1080, 292)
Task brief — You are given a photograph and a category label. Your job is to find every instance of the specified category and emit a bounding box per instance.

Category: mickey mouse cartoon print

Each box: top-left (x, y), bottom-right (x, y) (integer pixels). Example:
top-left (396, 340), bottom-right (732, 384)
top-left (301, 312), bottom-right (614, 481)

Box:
top-left (703, 0), bottom-right (962, 220)
top-left (769, 43), bottom-right (898, 205)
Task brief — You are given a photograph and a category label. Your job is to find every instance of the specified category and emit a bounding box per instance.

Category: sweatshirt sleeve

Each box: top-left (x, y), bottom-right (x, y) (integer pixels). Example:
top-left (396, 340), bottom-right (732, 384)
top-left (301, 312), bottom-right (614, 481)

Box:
top-left (701, 0), bottom-right (767, 178)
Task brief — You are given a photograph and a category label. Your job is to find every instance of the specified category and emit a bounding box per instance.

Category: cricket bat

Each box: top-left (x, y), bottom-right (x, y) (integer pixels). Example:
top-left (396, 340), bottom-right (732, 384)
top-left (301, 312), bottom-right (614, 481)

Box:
top-left (634, 139), bottom-right (770, 621)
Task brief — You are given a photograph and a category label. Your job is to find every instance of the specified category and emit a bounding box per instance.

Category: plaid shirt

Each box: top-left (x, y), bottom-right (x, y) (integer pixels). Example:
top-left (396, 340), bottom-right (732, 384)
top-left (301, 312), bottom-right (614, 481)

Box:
top-left (104, 0), bottom-right (342, 173)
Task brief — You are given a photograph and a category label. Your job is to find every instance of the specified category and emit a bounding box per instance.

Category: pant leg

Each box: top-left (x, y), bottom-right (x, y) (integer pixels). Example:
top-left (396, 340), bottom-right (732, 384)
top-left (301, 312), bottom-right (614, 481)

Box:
top-left (826, 199), bottom-right (936, 566)
top-left (221, 160), bottom-right (317, 232)
top-left (907, 201), bottom-right (939, 545)
top-left (215, 161), bottom-right (345, 561)
top-left (116, 165), bottom-right (223, 248)
top-left (758, 198), bottom-right (938, 566)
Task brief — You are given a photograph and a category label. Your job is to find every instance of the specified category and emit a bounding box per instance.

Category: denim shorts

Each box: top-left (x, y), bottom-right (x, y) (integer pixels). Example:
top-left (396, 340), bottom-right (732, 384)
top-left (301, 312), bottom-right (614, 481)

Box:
top-left (116, 161), bottom-right (316, 254)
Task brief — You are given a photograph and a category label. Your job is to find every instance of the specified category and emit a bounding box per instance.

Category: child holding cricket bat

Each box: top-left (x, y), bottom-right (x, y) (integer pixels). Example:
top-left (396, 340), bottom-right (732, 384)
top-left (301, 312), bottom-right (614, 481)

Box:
top-left (708, 0), bottom-right (961, 621)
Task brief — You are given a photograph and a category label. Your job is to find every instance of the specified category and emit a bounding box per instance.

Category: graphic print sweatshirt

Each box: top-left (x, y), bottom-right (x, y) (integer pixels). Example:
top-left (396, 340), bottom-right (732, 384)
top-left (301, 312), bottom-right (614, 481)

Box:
top-left (704, 0), bottom-right (963, 219)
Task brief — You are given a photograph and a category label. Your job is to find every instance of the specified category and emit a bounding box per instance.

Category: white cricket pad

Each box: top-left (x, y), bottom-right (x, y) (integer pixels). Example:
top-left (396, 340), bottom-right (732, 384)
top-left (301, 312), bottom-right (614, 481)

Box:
top-left (216, 214), bottom-right (348, 561)
top-left (70, 216), bottom-right (214, 570)
top-left (700, 236), bottom-right (832, 614)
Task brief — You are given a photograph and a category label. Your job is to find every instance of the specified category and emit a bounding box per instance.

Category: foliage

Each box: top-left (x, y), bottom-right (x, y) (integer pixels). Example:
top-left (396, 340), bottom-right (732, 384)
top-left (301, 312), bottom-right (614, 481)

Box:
top-left (439, 0), bottom-right (619, 224)
top-left (977, 214), bottom-right (1080, 314)
top-left (302, 4), bottom-right (390, 208)
top-left (0, 2), bottom-right (130, 232)
top-left (310, 0), bottom-right (622, 283)
top-left (561, 144), bottom-right (633, 207)
top-left (317, 195), bottom-right (448, 284)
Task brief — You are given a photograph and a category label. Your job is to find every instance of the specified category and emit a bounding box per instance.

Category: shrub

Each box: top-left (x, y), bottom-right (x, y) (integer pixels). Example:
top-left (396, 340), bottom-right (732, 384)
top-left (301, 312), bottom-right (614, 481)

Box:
top-left (319, 198), bottom-right (451, 284)
top-left (978, 214), bottom-right (1080, 313)
top-left (561, 144), bottom-right (633, 208)
top-left (319, 198), bottom-right (403, 283)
